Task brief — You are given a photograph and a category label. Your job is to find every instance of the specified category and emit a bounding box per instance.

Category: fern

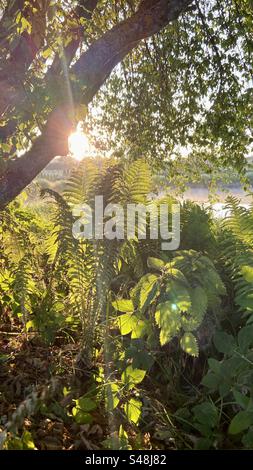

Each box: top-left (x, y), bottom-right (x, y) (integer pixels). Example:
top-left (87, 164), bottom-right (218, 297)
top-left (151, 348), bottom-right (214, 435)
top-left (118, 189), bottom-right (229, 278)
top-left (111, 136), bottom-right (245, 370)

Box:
top-left (218, 196), bottom-right (253, 321)
top-left (114, 249), bottom-right (226, 357)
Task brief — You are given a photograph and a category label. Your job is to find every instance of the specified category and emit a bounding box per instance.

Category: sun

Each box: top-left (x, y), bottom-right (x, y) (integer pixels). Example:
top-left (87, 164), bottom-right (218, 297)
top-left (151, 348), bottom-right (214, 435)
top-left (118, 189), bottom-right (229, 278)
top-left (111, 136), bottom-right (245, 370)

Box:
top-left (68, 125), bottom-right (91, 161)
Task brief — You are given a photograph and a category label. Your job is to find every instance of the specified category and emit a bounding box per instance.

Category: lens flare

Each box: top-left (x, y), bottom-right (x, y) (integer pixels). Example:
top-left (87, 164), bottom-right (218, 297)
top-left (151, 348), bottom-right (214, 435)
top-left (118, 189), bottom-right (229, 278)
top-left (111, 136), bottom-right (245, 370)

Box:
top-left (68, 126), bottom-right (91, 161)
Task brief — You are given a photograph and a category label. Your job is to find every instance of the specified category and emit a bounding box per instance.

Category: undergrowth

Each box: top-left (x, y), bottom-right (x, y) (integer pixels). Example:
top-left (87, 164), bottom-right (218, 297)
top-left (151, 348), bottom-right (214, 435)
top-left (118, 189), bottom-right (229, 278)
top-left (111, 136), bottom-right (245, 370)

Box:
top-left (1, 159), bottom-right (253, 449)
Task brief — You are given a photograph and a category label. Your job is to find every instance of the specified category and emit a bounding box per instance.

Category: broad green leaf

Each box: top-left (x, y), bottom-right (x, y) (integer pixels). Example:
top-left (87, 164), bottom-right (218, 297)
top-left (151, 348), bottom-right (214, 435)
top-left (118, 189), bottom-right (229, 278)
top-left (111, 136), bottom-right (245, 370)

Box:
top-left (121, 365), bottom-right (146, 388)
top-left (124, 398), bottom-right (142, 424)
top-left (208, 358), bottom-right (222, 374)
top-left (75, 397), bottom-right (97, 412)
top-left (228, 411), bottom-right (253, 435)
top-left (182, 286), bottom-right (207, 332)
top-left (131, 318), bottom-right (146, 339)
top-left (147, 257), bottom-right (165, 271)
top-left (219, 382), bottom-right (232, 399)
top-left (106, 383), bottom-right (120, 410)
top-left (160, 280), bottom-right (191, 313)
top-left (131, 274), bottom-right (159, 312)
top-left (132, 350), bottom-right (154, 371)
top-left (155, 301), bottom-right (181, 345)
top-left (193, 402), bottom-right (218, 428)
top-left (201, 371), bottom-right (220, 391)
top-left (117, 313), bottom-right (135, 335)
top-left (164, 266), bottom-right (189, 285)
top-left (213, 331), bottom-right (236, 355)
top-left (180, 332), bottom-right (199, 357)
top-left (112, 299), bottom-right (134, 312)
top-left (233, 390), bottom-right (250, 410)
top-left (72, 408), bottom-right (93, 424)
top-left (117, 313), bottom-right (146, 338)
top-left (242, 429), bottom-right (253, 448)
top-left (238, 325), bottom-right (253, 353)
top-left (139, 274), bottom-right (159, 311)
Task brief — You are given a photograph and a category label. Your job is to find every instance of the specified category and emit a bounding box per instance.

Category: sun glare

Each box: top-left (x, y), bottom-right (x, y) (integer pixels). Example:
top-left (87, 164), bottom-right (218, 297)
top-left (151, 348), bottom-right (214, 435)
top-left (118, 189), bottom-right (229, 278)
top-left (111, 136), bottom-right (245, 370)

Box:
top-left (68, 126), bottom-right (91, 161)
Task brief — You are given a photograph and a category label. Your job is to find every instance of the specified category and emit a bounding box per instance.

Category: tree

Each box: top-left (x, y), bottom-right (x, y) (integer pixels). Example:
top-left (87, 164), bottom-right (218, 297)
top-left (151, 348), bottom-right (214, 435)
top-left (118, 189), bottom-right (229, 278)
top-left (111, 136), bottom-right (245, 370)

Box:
top-left (90, 1), bottom-right (253, 189)
top-left (0, 0), bottom-right (252, 208)
top-left (0, 0), bottom-right (192, 208)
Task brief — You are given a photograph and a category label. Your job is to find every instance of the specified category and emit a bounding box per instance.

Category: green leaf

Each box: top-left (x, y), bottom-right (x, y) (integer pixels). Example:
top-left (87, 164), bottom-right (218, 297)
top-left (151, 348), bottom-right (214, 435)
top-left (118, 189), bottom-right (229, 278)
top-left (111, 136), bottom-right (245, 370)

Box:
top-left (195, 438), bottom-right (213, 450)
top-left (193, 402), bottom-right (218, 428)
top-left (180, 332), bottom-right (199, 357)
top-left (147, 257), bottom-right (165, 271)
top-left (219, 382), bottom-right (232, 398)
top-left (124, 398), bottom-right (142, 424)
top-left (238, 325), bottom-right (253, 353)
top-left (208, 358), bottom-right (222, 374)
top-left (75, 397), bottom-right (97, 412)
top-left (117, 313), bottom-right (135, 335)
top-left (155, 301), bottom-right (181, 345)
top-left (236, 292), bottom-right (253, 311)
top-left (72, 408), bottom-right (93, 424)
top-left (228, 411), bottom-right (253, 435)
top-left (132, 350), bottom-right (154, 371)
top-left (182, 286), bottom-right (207, 332)
top-left (26, 320), bottom-right (35, 332)
top-left (22, 431), bottom-right (36, 450)
top-left (131, 318), bottom-right (146, 339)
top-left (121, 366), bottom-right (146, 388)
top-left (118, 425), bottom-right (130, 450)
top-left (106, 383), bottom-right (120, 410)
top-left (139, 274), bottom-right (159, 311)
top-left (132, 274), bottom-right (159, 312)
top-left (242, 428), bottom-right (253, 448)
top-left (160, 280), bottom-right (191, 313)
top-left (126, 346), bottom-right (154, 371)
top-left (117, 313), bottom-right (146, 338)
top-left (201, 371), bottom-right (220, 391)
top-left (112, 299), bottom-right (134, 312)
top-left (233, 390), bottom-right (250, 410)
top-left (213, 331), bottom-right (236, 355)
top-left (19, 16), bottom-right (32, 34)
top-left (241, 265), bottom-right (253, 283)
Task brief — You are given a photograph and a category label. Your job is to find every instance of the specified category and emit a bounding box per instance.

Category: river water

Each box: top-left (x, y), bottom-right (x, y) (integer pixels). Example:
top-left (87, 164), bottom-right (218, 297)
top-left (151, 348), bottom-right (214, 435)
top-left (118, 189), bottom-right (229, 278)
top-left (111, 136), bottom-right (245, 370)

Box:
top-left (173, 186), bottom-right (252, 218)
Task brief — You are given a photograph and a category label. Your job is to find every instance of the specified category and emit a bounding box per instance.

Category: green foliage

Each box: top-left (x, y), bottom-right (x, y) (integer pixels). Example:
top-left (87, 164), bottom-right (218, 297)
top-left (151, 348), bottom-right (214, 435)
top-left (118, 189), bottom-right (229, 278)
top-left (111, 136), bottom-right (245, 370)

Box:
top-left (0, 0), bottom-right (253, 450)
top-left (72, 396), bottom-right (97, 425)
top-left (218, 197), bottom-right (253, 319)
top-left (3, 168), bottom-right (253, 449)
top-left (113, 250), bottom-right (225, 357)
top-left (124, 398), bottom-right (142, 425)
top-left (3, 431), bottom-right (36, 450)
top-left (91, 1), bottom-right (252, 184)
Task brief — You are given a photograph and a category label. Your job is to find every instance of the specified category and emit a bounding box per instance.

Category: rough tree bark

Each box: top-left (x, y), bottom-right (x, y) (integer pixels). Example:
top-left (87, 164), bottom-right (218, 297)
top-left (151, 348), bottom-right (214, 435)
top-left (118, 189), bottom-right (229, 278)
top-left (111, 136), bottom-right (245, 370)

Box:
top-left (0, 0), bottom-right (192, 209)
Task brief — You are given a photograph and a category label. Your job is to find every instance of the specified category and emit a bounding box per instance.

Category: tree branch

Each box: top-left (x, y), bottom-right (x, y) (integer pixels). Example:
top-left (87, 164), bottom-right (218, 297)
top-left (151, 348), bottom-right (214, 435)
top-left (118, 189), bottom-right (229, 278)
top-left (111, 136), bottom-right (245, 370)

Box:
top-left (0, 0), bottom-right (192, 209)
top-left (0, 0), bottom-right (99, 141)
top-left (0, 1), bottom-right (50, 117)
top-left (47, 0), bottom-right (99, 77)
